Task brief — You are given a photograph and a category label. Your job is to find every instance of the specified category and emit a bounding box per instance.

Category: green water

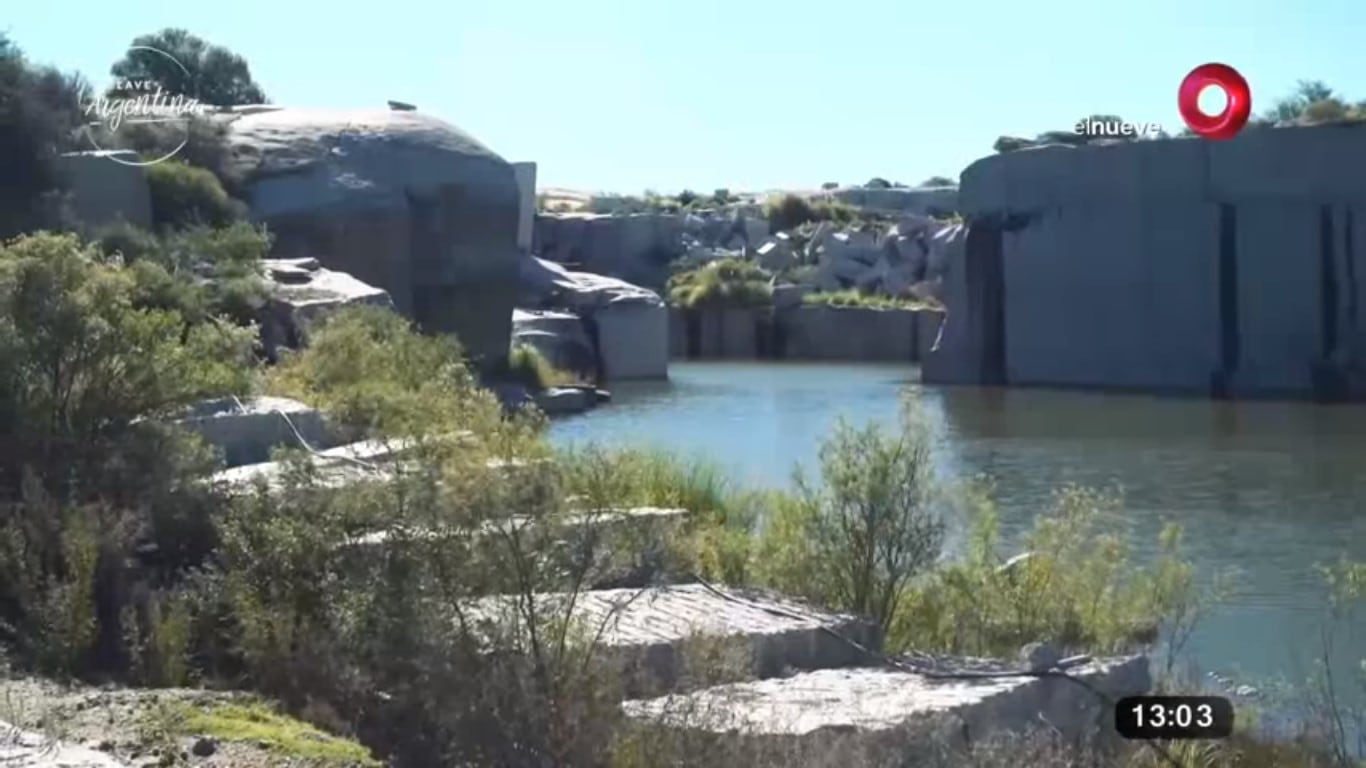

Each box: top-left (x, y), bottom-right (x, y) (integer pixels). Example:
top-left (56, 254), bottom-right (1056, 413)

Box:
top-left (548, 361), bottom-right (1366, 694)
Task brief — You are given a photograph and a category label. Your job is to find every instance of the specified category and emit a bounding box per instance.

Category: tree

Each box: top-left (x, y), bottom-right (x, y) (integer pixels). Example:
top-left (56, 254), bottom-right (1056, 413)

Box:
top-left (919, 176), bottom-right (954, 187)
top-left (676, 189), bottom-right (698, 207)
top-left (0, 34), bottom-right (90, 237)
top-left (865, 177), bottom-right (892, 189)
top-left (110, 28), bottom-right (267, 107)
top-left (1266, 80), bottom-right (1337, 123)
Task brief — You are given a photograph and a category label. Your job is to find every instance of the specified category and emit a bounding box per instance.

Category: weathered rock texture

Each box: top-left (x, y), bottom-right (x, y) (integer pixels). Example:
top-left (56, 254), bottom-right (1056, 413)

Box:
top-left (56, 150), bottom-right (152, 231)
top-left (927, 125), bottom-right (1366, 401)
top-left (520, 255), bottom-right (668, 380)
top-left (226, 108), bottom-right (521, 367)
top-left (260, 257), bottom-right (393, 357)
top-left (672, 306), bottom-right (924, 362)
top-left (512, 162), bottom-right (536, 252)
top-left (178, 396), bottom-right (344, 468)
top-left (469, 585), bottom-right (878, 696)
top-left (623, 655), bottom-right (1150, 759)
top-left (534, 212), bottom-right (684, 290)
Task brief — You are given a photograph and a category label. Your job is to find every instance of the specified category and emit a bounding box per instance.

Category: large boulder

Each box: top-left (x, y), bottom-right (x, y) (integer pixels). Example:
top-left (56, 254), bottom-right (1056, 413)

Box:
top-left (260, 257), bottom-right (394, 357)
top-left (533, 212), bottom-right (683, 290)
top-left (520, 255), bottom-right (667, 380)
top-left (226, 108), bottom-right (521, 368)
top-left (176, 396), bottom-right (345, 468)
top-left (512, 308), bottom-right (597, 379)
top-left (931, 123), bottom-right (1366, 400)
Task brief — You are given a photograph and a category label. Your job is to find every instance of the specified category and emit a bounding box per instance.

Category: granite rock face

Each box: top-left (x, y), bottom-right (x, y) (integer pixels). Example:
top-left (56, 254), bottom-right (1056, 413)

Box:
top-left (520, 255), bottom-right (667, 380)
top-left (260, 257), bottom-right (394, 357)
top-left (227, 108), bottom-right (521, 368)
top-left (623, 655), bottom-right (1151, 760)
top-left (534, 212), bottom-right (684, 290)
top-left (927, 125), bottom-right (1366, 400)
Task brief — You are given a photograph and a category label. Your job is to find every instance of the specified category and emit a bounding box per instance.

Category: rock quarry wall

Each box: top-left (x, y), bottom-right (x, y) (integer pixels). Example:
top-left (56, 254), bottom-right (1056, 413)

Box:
top-left (671, 305), bottom-right (930, 363)
top-left (227, 108), bottom-right (521, 368)
top-left (925, 124), bottom-right (1366, 400)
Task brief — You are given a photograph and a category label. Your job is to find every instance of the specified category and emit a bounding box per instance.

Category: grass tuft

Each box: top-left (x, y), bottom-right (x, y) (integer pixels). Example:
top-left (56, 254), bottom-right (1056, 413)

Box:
top-left (508, 342), bottom-right (582, 391)
top-left (180, 700), bottom-right (379, 766)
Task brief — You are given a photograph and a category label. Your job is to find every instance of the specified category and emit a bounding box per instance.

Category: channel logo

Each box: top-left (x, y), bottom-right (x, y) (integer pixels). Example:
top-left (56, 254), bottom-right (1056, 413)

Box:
top-left (1177, 63), bottom-right (1252, 140)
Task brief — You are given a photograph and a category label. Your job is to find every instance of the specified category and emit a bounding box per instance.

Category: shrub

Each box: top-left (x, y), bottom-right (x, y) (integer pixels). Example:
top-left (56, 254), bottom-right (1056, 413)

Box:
top-left (266, 305), bottom-right (504, 442)
top-left (894, 484), bottom-right (1207, 658)
top-left (667, 258), bottom-right (773, 309)
top-left (754, 397), bottom-right (947, 635)
top-left (765, 194), bottom-right (819, 232)
top-left (506, 342), bottom-right (581, 391)
top-left (109, 116), bottom-right (242, 191)
top-left (144, 160), bottom-right (246, 230)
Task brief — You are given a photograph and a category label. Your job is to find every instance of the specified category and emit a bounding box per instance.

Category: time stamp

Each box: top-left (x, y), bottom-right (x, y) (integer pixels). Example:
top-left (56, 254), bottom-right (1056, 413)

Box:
top-left (1115, 696), bottom-right (1236, 740)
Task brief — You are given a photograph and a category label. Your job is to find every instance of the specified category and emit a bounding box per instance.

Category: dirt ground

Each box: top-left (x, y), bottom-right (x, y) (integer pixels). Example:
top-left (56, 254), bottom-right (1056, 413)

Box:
top-left (0, 677), bottom-right (376, 768)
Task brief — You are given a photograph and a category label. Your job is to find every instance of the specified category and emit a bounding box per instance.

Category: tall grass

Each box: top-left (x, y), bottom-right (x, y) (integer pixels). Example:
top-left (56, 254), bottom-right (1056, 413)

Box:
top-left (507, 342), bottom-right (582, 391)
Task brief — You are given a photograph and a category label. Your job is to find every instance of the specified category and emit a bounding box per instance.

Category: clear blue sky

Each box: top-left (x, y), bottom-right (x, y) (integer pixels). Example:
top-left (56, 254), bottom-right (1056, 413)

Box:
top-left (7, 0), bottom-right (1364, 193)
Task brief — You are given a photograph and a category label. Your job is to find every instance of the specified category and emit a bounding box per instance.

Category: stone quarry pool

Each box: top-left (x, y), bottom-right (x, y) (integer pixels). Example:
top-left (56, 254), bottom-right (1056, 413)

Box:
top-left (548, 361), bottom-right (1366, 697)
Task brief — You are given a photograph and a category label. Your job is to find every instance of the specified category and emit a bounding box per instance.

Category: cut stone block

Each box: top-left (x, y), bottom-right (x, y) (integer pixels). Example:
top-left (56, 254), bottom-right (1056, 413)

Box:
top-left (622, 655), bottom-right (1150, 758)
top-left (177, 396), bottom-right (340, 468)
top-left (467, 584), bottom-right (879, 696)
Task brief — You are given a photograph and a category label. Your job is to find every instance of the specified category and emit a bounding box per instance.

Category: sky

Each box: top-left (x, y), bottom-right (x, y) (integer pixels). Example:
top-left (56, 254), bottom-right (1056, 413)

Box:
top-left (6, 0), bottom-right (1365, 194)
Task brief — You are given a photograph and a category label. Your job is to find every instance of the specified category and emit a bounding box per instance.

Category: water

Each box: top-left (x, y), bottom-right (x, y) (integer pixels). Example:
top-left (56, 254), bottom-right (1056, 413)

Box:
top-left (549, 361), bottom-right (1366, 700)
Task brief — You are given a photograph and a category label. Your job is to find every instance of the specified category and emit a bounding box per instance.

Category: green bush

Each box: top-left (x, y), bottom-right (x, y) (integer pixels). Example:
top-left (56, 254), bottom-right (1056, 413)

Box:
top-left (667, 258), bottom-right (773, 309)
top-left (894, 485), bottom-right (1206, 658)
top-left (506, 342), bottom-right (581, 392)
top-left (145, 160), bottom-right (247, 230)
top-left (267, 305), bottom-right (505, 443)
top-left (764, 194), bottom-right (818, 231)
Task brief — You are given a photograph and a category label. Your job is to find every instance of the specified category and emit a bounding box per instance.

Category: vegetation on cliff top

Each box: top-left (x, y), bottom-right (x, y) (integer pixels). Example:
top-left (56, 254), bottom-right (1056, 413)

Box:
top-left (667, 257), bottom-right (774, 308)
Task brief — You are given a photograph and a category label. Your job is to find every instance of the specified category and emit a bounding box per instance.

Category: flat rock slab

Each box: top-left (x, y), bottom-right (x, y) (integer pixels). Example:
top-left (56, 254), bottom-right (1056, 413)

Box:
top-left (469, 585), bottom-right (879, 695)
top-left (0, 720), bottom-right (127, 767)
top-left (622, 655), bottom-right (1149, 756)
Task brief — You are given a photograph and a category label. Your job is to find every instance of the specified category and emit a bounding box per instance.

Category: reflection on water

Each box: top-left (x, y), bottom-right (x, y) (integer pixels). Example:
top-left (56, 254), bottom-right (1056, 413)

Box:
top-left (548, 362), bottom-right (1366, 693)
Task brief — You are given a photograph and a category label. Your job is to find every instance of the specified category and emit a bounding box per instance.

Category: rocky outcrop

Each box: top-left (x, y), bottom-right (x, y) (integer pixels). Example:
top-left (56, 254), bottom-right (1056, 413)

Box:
top-left (520, 255), bottom-right (668, 380)
top-left (532, 209), bottom-right (770, 291)
top-left (512, 308), bottom-right (597, 379)
top-left (533, 212), bottom-right (684, 290)
top-left (226, 108), bottom-right (521, 368)
top-left (259, 257), bottom-right (394, 358)
top-left (925, 124), bottom-right (1366, 400)
top-left (672, 305), bottom-right (928, 363)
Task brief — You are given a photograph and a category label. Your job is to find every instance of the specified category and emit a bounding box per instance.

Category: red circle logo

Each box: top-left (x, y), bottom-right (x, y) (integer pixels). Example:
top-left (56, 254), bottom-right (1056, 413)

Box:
top-left (1178, 63), bottom-right (1252, 140)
